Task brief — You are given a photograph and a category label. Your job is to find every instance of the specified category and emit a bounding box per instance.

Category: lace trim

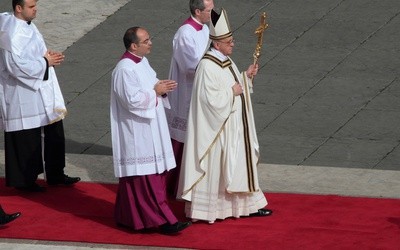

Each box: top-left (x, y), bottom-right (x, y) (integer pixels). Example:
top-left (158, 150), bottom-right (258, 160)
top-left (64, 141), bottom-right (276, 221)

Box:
top-left (170, 116), bottom-right (187, 131)
top-left (115, 151), bottom-right (173, 166)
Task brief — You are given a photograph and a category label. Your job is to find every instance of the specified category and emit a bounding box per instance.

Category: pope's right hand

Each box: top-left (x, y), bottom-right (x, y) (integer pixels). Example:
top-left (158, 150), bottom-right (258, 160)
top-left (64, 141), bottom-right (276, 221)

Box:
top-left (232, 83), bottom-right (243, 96)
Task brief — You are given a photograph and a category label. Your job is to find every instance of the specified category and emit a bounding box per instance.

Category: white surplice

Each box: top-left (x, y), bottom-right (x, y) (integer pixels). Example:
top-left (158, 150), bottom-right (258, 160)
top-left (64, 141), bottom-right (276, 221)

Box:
top-left (110, 55), bottom-right (176, 178)
top-left (166, 16), bottom-right (209, 143)
top-left (0, 12), bottom-right (66, 132)
top-left (177, 48), bottom-right (267, 222)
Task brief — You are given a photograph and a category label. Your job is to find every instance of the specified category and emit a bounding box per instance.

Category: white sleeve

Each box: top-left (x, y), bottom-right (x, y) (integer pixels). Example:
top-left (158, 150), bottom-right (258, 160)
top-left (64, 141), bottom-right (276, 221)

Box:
top-left (111, 67), bottom-right (157, 119)
top-left (173, 31), bottom-right (202, 77)
top-left (3, 50), bottom-right (47, 91)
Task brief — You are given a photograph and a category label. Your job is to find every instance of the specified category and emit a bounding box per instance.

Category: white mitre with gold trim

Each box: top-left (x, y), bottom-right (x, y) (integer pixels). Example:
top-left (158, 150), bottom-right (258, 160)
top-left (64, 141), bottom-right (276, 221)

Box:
top-left (209, 8), bottom-right (232, 40)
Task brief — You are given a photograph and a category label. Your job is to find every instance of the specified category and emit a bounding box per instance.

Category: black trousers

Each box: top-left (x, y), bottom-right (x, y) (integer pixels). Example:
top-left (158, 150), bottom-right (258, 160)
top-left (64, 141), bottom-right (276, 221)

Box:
top-left (4, 120), bottom-right (66, 187)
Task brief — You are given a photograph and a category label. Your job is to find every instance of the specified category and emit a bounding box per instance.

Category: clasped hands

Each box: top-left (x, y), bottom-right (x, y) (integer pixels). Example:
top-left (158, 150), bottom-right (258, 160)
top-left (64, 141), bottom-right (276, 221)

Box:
top-left (44, 50), bottom-right (65, 67)
top-left (154, 80), bottom-right (177, 96)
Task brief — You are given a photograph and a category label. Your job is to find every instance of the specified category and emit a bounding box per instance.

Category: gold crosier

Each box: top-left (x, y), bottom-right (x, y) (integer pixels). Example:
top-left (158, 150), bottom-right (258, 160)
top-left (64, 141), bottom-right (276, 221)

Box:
top-left (252, 12), bottom-right (268, 66)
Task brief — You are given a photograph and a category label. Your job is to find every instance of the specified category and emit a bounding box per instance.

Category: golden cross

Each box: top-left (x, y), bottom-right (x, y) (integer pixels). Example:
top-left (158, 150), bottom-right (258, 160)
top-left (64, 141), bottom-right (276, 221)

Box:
top-left (253, 12), bottom-right (268, 64)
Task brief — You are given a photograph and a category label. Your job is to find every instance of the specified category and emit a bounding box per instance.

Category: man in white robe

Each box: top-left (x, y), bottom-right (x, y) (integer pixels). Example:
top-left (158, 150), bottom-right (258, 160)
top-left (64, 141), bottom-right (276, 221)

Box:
top-left (177, 9), bottom-right (272, 223)
top-left (165, 0), bottom-right (213, 198)
top-left (110, 26), bottom-right (190, 234)
top-left (0, 0), bottom-right (80, 192)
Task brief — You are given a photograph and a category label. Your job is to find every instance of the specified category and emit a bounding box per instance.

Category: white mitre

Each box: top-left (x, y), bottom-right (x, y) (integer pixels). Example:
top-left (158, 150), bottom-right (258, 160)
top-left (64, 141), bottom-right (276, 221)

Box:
top-left (209, 8), bottom-right (232, 40)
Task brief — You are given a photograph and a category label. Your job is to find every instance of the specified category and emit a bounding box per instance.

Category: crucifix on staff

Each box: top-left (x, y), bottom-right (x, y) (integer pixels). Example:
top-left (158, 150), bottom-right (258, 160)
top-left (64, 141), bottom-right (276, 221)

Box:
top-left (253, 12), bottom-right (268, 65)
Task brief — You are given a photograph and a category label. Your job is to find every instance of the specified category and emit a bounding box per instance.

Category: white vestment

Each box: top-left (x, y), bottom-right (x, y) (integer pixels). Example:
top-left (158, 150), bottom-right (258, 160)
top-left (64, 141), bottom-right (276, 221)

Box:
top-left (110, 54), bottom-right (176, 178)
top-left (177, 49), bottom-right (267, 222)
top-left (166, 16), bottom-right (209, 142)
top-left (0, 13), bottom-right (66, 132)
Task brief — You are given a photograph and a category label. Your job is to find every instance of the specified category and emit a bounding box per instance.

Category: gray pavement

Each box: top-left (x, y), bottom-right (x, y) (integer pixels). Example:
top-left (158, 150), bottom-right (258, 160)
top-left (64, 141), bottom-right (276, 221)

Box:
top-left (0, 0), bottom-right (400, 249)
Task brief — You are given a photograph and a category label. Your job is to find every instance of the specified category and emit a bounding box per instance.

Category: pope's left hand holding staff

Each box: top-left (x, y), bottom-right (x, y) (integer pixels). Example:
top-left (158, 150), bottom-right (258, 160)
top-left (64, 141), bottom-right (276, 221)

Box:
top-left (0, 0), bottom-right (80, 192)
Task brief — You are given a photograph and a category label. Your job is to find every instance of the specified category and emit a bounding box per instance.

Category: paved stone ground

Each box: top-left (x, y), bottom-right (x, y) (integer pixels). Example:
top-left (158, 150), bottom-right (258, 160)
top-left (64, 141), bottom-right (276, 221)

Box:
top-left (1, 0), bottom-right (400, 169)
top-left (0, 0), bottom-right (399, 249)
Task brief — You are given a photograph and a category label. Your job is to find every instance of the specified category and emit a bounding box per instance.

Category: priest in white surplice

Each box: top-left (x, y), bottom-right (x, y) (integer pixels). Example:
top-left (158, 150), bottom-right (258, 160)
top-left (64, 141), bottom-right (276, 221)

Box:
top-left (110, 27), bottom-right (191, 234)
top-left (177, 9), bottom-right (272, 223)
top-left (165, 0), bottom-right (213, 198)
top-left (0, 0), bottom-right (80, 192)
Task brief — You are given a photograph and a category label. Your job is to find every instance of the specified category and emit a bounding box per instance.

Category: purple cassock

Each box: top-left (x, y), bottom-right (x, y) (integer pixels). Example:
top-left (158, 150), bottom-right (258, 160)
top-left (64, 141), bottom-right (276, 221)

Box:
top-left (114, 172), bottom-right (178, 230)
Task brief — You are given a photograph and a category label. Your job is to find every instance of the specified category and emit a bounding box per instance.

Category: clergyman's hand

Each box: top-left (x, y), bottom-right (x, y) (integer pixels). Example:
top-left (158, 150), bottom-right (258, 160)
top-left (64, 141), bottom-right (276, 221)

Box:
top-left (154, 80), bottom-right (178, 96)
top-left (44, 50), bottom-right (65, 66)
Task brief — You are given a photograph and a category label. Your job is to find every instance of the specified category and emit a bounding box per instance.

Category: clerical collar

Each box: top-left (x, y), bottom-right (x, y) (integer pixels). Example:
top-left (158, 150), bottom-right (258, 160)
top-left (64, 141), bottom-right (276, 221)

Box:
top-left (182, 16), bottom-right (203, 31)
top-left (120, 51), bottom-right (142, 63)
top-left (210, 48), bottom-right (228, 61)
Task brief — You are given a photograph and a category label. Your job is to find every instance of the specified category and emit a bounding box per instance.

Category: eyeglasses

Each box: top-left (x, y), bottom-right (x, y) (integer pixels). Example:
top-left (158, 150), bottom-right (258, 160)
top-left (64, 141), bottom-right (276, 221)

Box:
top-left (219, 39), bottom-right (235, 45)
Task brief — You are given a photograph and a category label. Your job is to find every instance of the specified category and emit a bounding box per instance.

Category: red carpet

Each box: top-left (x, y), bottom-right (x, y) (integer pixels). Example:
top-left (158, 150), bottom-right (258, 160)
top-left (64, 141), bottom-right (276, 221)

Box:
top-left (1, 178), bottom-right (399, 249)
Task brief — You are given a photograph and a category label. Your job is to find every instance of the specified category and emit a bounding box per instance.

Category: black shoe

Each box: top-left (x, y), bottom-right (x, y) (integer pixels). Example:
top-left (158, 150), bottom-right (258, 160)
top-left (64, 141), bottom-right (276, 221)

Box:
top-left (0, 212), bottom-right (21, 225)
top-left (249, 208), bottom-right (273, 217)
top-left (47, 174), bottom-right (81, 186)
top-left (16, 183), bottom-right (46, 192)
top-left (160, 221), bottom-right (191, 235)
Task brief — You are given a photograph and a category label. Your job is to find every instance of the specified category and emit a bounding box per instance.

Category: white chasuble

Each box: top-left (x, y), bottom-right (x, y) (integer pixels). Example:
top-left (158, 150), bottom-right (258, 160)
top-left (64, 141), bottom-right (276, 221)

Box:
top-left (177, 49), bottom-right (267, 221)
top-left (166, 16), bottom-right (210, 142)
top-left (110, 55), bottom-right (176, 178)
top-left (0, 12), bottom-right (66, 131)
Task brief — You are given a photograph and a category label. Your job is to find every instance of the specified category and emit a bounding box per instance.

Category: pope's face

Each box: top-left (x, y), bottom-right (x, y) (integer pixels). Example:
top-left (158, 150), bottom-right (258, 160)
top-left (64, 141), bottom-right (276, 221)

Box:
top-left (215, 36), bottom-right (235, 56)
top-left (17, 0), bottom-right (38, 22)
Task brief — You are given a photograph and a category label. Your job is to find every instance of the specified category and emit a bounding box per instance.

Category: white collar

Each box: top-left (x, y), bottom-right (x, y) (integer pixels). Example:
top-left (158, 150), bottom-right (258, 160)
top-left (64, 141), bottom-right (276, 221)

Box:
top-left (210, 47), bottom-right (228, 61)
